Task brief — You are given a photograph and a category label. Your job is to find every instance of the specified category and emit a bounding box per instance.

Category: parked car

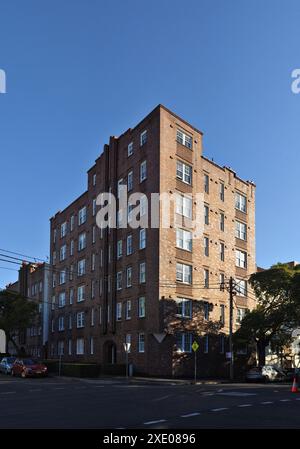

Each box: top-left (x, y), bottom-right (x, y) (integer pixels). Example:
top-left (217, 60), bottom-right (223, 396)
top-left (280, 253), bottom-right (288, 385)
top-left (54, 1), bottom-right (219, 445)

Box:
top-left (0, 357), bottom-right (16, 374)
top-left (246, 367), bottom-right (267, 382)
top-left (246, 365), bottom-right (288, 383)
top-left (11, 359), bottom-right (48, 378)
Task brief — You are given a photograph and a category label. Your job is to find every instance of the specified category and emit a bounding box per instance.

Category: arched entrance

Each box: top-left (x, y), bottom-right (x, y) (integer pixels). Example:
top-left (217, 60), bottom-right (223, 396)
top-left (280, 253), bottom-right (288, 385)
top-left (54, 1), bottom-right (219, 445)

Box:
top-left (103, 340), bottom-right (117, 365)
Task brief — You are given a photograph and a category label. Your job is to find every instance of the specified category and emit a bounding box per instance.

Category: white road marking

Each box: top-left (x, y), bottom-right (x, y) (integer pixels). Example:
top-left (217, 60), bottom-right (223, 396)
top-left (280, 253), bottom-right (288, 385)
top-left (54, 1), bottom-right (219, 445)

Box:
top-left (280, 399), bottom-right (291, 402)
top-left (238, 404), bottom-right (252, 407)
top-left (295, 398), bottom-right (300, 401)
top-left (181, 412), bottom-right (200, 418)
top-left (211, 407), bottom-right (228, 412)
top-left (152, 395), bottom-right (171, 402)
top-left (144, 419), bottom-right (167, 425)
top-left (0, 391), bottom-right (16, 395)
top-left (218, 392), bottom-right (256, 397)
top-left (261, 401), bottom-right (273, 405)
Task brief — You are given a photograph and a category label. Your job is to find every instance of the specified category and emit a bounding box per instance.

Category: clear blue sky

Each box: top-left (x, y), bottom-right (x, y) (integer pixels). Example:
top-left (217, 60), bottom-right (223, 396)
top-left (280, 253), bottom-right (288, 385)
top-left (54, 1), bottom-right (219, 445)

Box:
top-left (1, 0), bottom-right (300, 287)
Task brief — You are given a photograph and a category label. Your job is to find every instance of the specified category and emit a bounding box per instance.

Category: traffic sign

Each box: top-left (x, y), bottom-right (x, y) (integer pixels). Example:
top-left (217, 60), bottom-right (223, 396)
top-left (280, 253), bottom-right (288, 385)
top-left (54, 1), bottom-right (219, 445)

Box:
top-left (192, 341), bottom-right (199, 352)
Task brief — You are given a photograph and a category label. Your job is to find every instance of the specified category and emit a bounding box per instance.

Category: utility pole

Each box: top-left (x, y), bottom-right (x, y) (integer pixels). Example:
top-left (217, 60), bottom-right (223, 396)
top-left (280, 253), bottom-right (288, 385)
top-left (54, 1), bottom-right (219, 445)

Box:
top-left (229, 276), bottom-right (235, 381)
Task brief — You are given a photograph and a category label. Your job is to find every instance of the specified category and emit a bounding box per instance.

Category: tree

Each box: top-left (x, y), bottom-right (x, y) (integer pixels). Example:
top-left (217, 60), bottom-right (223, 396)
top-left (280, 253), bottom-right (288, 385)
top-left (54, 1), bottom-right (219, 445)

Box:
top-left (0, 289), bottom-right (38, 355)
top-left (234, 263), bottom-right (300, 366)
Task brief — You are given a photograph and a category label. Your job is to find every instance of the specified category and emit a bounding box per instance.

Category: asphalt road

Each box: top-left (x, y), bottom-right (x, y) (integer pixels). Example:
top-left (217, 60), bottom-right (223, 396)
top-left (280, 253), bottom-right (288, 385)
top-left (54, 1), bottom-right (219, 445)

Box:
top-left (0, 374), bottom-right (300, 429)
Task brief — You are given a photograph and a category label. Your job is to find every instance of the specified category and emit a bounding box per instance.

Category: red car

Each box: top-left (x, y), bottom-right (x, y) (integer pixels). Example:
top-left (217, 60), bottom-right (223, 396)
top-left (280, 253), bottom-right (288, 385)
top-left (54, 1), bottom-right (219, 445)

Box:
top-left (11, 359), bottom-right (48, 378)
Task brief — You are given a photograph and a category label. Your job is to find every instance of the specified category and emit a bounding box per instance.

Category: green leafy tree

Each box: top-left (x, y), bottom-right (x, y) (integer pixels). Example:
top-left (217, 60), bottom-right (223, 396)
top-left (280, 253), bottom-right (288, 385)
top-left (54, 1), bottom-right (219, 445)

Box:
top-left (234, 263), bottom-right (300, 366)
top-left (0, 289), bottom-right (38, 355)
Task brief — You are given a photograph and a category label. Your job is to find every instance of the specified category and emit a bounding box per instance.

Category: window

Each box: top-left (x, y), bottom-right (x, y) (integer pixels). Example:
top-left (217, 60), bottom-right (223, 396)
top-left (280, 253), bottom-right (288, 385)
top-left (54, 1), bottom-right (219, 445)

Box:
top-left (70, 240), bottom-right (74, 256)
top-left (77, 285), bottom-right (85, 302)
top-left (204, 236), bottom-right (209, 256)
top-left (176, 298), bottom-right (192, 318)
top-left (116, 303), bottom-right (122, 321)
top-left (220, 183), bottom-right (225, 201)
top-left (220, 242), bottom-right (225, 261)
top-left (90, 337), bottom-right (94, 355)
top-left (91, 253), bottom-right (96, 271)
top-left (138, 333), bottom-right (145, 353)
top-left (92, 225), bottom-right (96, 244)
top-left (176, 129), bottom-right (192, 149)
top-left (78, 206), bottom-right (87, 225)
top-left (52, 250), bottom-right (56, 265)
top-left (128, 142), bottom-right (133, 157)
top-left (237, 308), bottom-right (247, 324)
top-left (51, 320), bottom-right (54, 333)
top-left (204, 302), bottom-right (209, 320)
top-left (176, 333), bottom-right (192, 352)
top-left (126, 267), bottom-right (132, 288)
top-left (220, 212), bottom-right (225, 231)
top-left (127, 234), bottom-right (133, 255)
top-left (236, 221), bottom-right (247, 241)
top-left (68, 339), bottom-right (72, 355)
top-left (204, 335), bottom-right (209, 353)
top-left (127, 170), bottom-right (133, 191)
top-left (140, 195), bottom-right (147, 216)
top-left (204, 174), bottom-right (209, 193)
top-left (204, 269), bottom-right (209, 288)
top-left (116, 240), bottom-right (122, 260)
top-left (139, 262), bottom-right (146, 284)
top-left (59, 270), bottom-right (66, 285)
top-left (176, 160), bottom-right (192, 185)
top-left (204, 205), bottom-right (209, 225)
top-left (127, 203), bottom-right (134, 222)
top-left (69, 288), bottom-right (74, 304)
top-left (126, 300), bottom-right (131, 320)
top-left (235, 192), bottom-right (247, 213)
top-left (236, 250), bottom-right (247, 269)
top-left (92, 198), bottom-right (96, 216)
top-left (176, 195), bottom-right (192, 219)
top-left (116, 271), bottom-right (122, 290)
top-left (139, 228), bottom-right (146, 249)
top-left (77, 259), bottom-right (86, 276)
top-left (235, 279), bottom-right (247, 297)
top-left (53, 228), bottom-right (57, 243)
top-left (51, 295), bottom-right (56, 310)
top-left (76, 338), bottom-right (84, 355)
top-left (140, 130), bottom-right (147, 146)
top-left (77, 311), bottom-right (85, 328)
top-left (91, 308), bottom-right (95, 326)
top-left (70, 215), bottom-right (74, 231)
top-left (91, 280), bottom-right (95, 299)
top-left (68, 314), bottom-right (72, 329)
top-left (138, 296), bottom-right (146, 318)
top-left (140, 160), bottom-right (147, 182)
top-left (58, 316), bottom-right (64, 331)
top-left (58, 292), bottom-right (66, 308)
top-left (117, 178), bottom-right (124, 198)
top-left (78, 232), bottom-right (86, 251)
top-left (176, 228), bottom-right (192, 251)
top-left (125, 334), bottom-right (131, 353)
top-left (60, 245), bottom-right (67, 261)
top-left (220, 304), bottom-right (225, 325)
top-left (58, 341), bottom-right (64, 356)
top-left (219, 273), bottom-right (225, 291)
top-left (61, 222), bottom-right (67, 238)
top-left (176, 263), bottom-right (192, 284)
top-left (93, 173), bottom-right (96, 186)
top-left (219, 335), bottom-right (225, 353)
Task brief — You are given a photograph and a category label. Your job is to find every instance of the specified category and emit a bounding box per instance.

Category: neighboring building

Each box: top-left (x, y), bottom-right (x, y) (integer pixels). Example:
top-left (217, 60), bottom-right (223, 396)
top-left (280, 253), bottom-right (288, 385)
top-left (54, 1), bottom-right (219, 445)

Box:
top-left (6, 262), bottom-right (51, 358)
top-left (48, 104), bottom-right (256, 377)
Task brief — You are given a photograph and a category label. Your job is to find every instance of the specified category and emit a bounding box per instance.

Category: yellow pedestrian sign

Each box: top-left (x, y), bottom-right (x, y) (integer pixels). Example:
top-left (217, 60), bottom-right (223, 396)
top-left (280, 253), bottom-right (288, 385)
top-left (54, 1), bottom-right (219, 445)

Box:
top-left (192, 341), bottom-right (199, 352)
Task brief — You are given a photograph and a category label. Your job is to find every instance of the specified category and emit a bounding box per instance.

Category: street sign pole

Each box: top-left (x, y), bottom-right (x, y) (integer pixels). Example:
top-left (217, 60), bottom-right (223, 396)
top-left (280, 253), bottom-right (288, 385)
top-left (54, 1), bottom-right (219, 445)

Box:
top-left (191, 341), bottom-right (199, 384)
top-left (194, 350), bottom-right (197, 384)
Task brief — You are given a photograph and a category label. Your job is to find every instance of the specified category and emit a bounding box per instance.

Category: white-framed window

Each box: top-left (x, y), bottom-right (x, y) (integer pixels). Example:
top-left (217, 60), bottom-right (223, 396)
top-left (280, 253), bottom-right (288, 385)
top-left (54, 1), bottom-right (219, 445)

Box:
top-left (68, 339), bottom-right (72, 356)
top-left (236, 250), bottom-right (247, 269)
top-left (127, 170), bottom-right (133, 191)
top-left (51, 319), bottom-right (54, 333)
top-left (219, 273), bottom-right (225, 291)
top-left (220, 242), bottom-right (225, 261)
top-left (70, 215), bottom-right (75, 231)
top-left (204, 205), bottom-right (209, 225)
top-left (176, 129), bottom-right (192, 149)
top-left (140, 130), bottom-right (147, 146)
top-left (176, 263), bottom-right (192, 284)
top-left (117, 240), bottom-right (123, 259)
top-left (58, 316), bottom-right (64, 331)
top-left (235, 279), bottom-right (247, 297)
top-left (68, 313), bottom-right (72, 329)
top-left (138, 333), bottom-right (145, 353)
top-left (77, 259), bottom-right (86, 276)
top-left (116, 271), bottom-right (122, 290)
top-left (138, 296), bottom-right (146, 318)
top-left (78, 206), bottom-right (87, 225)
top-left (92, 173), bottom-right (97, 186)
top-left (92, 198), bottom-right (96, 216)
top-left (77, 311), bottom-right (85, 328)
top-left (235, 221), bottom-right (247, 241)
top-left (70, 240), bottom-right (74, 256)
top-left (126, 300), bottom-right (131, 320)
top-left (220, 182), bottom-right (225, 201)
top-left (69, 288), bottom-right (74, 305)
top-left (176, 298), bottom-right (192, 318)
top-left (176, 160), bottom-right (192, 185)
top-left (139, 228), bottom-right (146, 249)
top-left (126, 266), bottom-right (132, 288)
top-left (176, 333), bottom-right (192, 352)
top-left (204, 236), bottom-right (209, 256)
top-left (91, 253), bottom-right (96, 271)
top-left (58, 340), bottom-right (64, 356)
top-left (91, 279), bottom-right (95, 299)
top-left (78, 232), bottom-right (86, 251)
top-left (52, 250), bottom-right (56, 265)
top-left (90, 337), bottom-right (94, 355)
top-left (176, 228), bottom-right (192, 251)
top-left (77, 285), bottom-right (85, 302)
top-left (60, 222), bottom-right (67, 238)
top-left (140, 160), bottom-right (147, 182)
top-left (204, 174), bottom-right (209, 193)
top-left (127, 234), bottom-right (133, 255)
top-left (92, 225), bottom-right (96, 244)
top-left (91, 308), bottom-right (95, 326)
top-left (220, 212), bottom-right (225, 231)
top-left (125, 334), bottom-right (131, 353)
top-left (176, 195), bottom-right (192, 219)
top-left (235, 192), bottom-right (247, 213)
top-left (116, 302), bottom-right (122, 321)
top-left (51, 295), bottom-right (56, 310)
top-left (127, 203), bottom-right (134, 223)
top-left (117, 178), bottom-right (124, 198)
top-left (204, 269), bottom-right (209, 288)
top-left (76, 338), bottom-right (84, 355)
top-left (59, 270), bottom-right (66, 285)
top-left (139, 262), bottom-right (146, 284)
top-left (140, 195), bottom-right (147, 217)
top-left (58, 292), bottom-right (66, 308)
top-left (204, 335), bottom-right (209, 353)
top-left (53, 228), bottom-right (57, 243)
top-left (128, 141), bottom-right (133, 157)
top-left (60, 244), bottom-right (67, 261)
top-left (237, 308), bottom-right (247, 324)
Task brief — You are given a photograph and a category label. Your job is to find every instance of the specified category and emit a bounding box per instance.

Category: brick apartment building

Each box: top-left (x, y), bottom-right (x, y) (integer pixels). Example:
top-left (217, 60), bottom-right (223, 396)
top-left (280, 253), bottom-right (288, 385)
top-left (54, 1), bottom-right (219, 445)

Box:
top-left (49, 104), bottom-right (256, 377)
top-left (6, 263), bottom-right (51, 358)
